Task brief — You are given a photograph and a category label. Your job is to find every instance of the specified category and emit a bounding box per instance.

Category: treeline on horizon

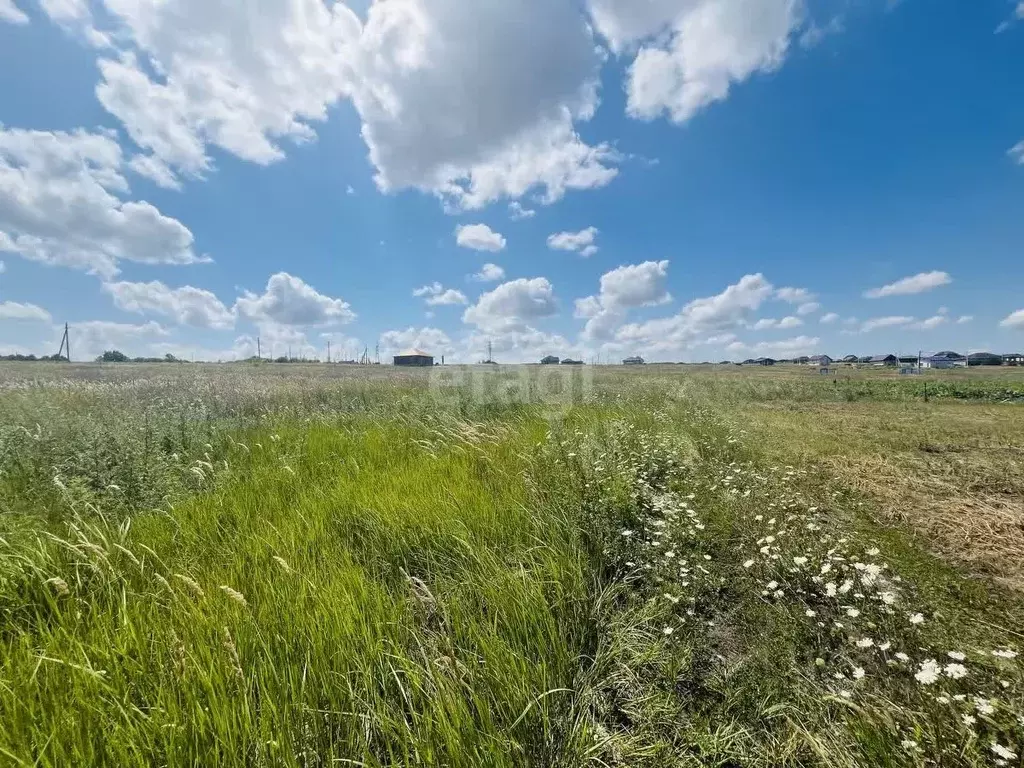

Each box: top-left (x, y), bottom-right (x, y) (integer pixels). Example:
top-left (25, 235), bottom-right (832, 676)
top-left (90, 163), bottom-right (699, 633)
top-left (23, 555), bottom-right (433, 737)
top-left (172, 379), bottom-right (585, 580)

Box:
top-left (0, 350), bottom-right (334, 364)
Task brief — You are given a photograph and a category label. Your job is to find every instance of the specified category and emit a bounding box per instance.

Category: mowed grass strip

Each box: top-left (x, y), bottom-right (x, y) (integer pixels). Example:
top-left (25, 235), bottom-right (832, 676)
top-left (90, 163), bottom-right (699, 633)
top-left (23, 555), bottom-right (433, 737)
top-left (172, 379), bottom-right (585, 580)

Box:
top-left (0, 417), bottom-right (596, 767)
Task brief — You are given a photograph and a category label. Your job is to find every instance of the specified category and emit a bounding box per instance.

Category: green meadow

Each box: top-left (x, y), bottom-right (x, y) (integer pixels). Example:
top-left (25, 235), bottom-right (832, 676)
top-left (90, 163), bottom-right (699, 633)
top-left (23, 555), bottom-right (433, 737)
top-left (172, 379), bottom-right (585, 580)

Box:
top-left (1, 362), bottom-right (1022, 767)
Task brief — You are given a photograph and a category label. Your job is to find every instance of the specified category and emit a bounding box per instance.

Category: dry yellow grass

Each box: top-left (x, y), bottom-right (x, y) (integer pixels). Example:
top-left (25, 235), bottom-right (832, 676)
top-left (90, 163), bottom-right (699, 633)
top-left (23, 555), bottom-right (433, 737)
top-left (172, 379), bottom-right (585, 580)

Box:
top-left (737, 399), bottom-right (1024, 588)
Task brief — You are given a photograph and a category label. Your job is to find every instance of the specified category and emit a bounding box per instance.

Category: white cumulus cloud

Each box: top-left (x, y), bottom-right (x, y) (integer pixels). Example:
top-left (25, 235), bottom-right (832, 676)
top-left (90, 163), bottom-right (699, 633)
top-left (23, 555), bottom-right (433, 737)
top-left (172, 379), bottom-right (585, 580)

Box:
top-left (0, 301), bottom-right (51, 322)
top-left (0, 127), bottom-right (202, 278)
top-left (0, 0), bottom-right (28, 23)
top-left (820, 312), bottom-right (840, 324)
top-left (102, 280), bottom-right (235, 329)
top-left (608, 0), bottom-right (805, 124)
top-left (775, 286), bottom-right (814, 304)
top-left (611, 273), bottom-right (774, 355)
top-left (861, 315), bottom-right (914, 332)
top-left (579, 260), bottom-right (671, 340)
top-left (1000, 309), bottom-right (1024, 329)
top-left (463, 277), bottom-right (558, 332)
top-left (908, 315), bottom-right (947, 331)
top-left (547, 226), bottom-right (599, 257)
top-left (753, 315), bottom-right (802, 330)
top-left (456, 224), bottom-right (506, 252)
top-left (93, 0), bottom-right (358, 183)
top-left (235, 272), bottom-right (354, 326)
top-left (508, 202), bottom-right (536, 220)
top-left (412, 282), bottom-right (468, 306)
top-left (864, 271), bottom-right (952, 298)
top-left (1010, 141), bottom-right (1024, 165)
top-left (471, 263), bottom-right (505, 282)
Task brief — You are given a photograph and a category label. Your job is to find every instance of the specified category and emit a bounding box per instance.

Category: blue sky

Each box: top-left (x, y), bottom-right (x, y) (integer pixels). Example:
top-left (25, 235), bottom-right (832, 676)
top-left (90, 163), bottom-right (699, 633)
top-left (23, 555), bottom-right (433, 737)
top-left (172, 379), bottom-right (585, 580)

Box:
top-left (1, 0), bottom-right (1023, 363)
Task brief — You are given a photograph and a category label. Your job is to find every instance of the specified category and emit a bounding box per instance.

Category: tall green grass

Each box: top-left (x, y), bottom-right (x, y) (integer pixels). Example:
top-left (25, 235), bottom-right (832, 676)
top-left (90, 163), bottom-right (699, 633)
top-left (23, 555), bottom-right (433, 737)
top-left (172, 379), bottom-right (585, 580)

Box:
top-left (1, 415), bottom-right (604, 766)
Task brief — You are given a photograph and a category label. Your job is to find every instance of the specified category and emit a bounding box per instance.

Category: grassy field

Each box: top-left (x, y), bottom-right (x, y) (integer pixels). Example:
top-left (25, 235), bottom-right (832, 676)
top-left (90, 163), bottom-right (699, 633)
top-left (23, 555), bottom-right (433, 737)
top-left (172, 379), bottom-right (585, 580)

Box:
top-left (1, 362), bottom-right (1022, 766)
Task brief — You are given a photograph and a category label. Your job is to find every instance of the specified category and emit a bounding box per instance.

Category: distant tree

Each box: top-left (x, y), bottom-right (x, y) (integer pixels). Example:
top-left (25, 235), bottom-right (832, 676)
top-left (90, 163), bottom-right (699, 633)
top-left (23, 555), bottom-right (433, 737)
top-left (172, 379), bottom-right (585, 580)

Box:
top-left (97, 350), bottom-right (130, 362)
top-left (164, 353), bottom-right (179, 362)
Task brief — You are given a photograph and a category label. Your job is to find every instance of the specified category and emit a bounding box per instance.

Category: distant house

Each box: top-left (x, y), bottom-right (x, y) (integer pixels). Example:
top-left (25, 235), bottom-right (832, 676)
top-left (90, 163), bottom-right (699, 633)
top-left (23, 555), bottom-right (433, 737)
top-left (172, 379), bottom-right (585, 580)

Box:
top-left (718, 360), bottom-right (732, 365)
top-left (968, 352), bottom-right (1003, 367)
top-left (923, 350), bottom-right (966, 369)
top-left (808, 355), bottom-right (833, 366)
top-left (842, 355), bottom-right (859, 363)
top-left (540, 355), bottom-right (560, 365)
top-left (561, 358), bottom-right (584, 365)
top-left (867, 354), bottom-right (898, 366)
top-left (898, 356), bottom-right (919, 365)
top-left (623, 356), bottom-right (645, 365)
top-left (393, 349), bottom-right (434, 367)
top-left (754, 357), bottom-right (776, 366)
top-left (793, 355), bottom-right (811, 365)
top-left (742, 358), bottom-right (757, 365)
top-left (858, 356), bottom-right (873, 364)
top-left (1003, 353), bottom-right (1024, 366)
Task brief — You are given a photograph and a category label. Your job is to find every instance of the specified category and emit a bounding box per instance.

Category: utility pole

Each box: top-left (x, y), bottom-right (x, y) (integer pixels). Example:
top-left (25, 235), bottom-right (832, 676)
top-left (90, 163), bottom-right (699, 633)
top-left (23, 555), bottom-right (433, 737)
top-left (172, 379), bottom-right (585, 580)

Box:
top-left (57, 323), bottom-right (71, 362)
top-left (487, 340), bottom-right (493, 363)
top-left (375, 342), bottom-right (380, 365)
top-left (257, 337), bottom-right (261, 360)
top-left (288, 344), bottom-right (291, 362)
top-left (327, 340), bottom-right (331, 363)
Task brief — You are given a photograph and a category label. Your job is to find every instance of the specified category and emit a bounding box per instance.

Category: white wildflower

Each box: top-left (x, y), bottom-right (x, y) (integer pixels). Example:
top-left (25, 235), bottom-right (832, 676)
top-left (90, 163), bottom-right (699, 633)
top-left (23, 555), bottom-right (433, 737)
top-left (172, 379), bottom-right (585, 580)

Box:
top-left (974, 697), bottom-right (994, 715)
top-left (766, 581), bottom-right (779, 590)
top-left (856, 638), bottom-right (874, 648)
top-left (793, 556), bottom-right (808, 566)
top-left (852, 667), bottom-right (865, 680)
top-left (662, 626), bottom-right (674, 636)
top-left (846, 608), bottom-right (860, 618)
top-left (908, 613), bottom-right (925, 625)
top-left (743, 560), bottom-right (755, 568)
top-left (805, 609), bottom-right (817, 617)
top-left (914, 659), bottom-right (941, 685)
top-left (895, 652), bottom-right (910, 662)
top-left (992, 649), bottom-right (1018, 660)
top-left (944, 663), bottom-right (968, 679)
top-left (947, 651), bottom-right (965, 661)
